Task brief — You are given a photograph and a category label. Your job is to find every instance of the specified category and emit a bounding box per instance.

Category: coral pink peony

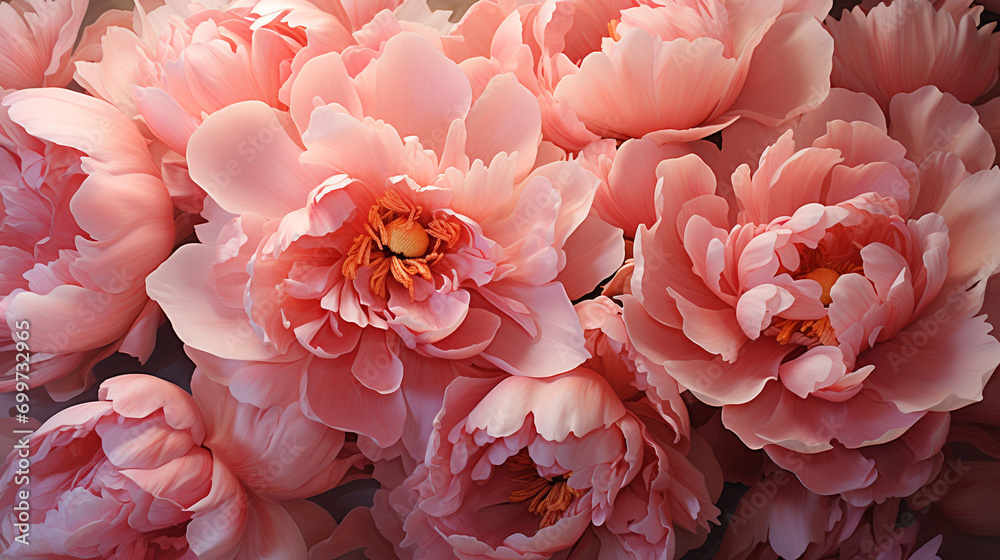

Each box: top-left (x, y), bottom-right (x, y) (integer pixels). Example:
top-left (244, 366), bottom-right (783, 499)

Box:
top-left (0, 88), bottom-right (174, 398)
top-left (0, 0), bottom-right (89, 90)
top-left (827, 0), bottom-right (1000, 112)
top-left (444, 0), bottom-right (833, 151)
top-left (146, 30), bottom-right (622, 459)
top-left (718, 471), bottom-right (943, 560)
top-left (550, 0), bottom-right (833, 144)
top-left (0, 374), bottom-right (330, 558)
top-left (388, 370), bottom-right (719, 559)
top-left (623, 85), bottom-right (1000, 503)
top-left (190, 369), bottom-right (370, 501)
top-left (75, 0), bottom-right (446, 213)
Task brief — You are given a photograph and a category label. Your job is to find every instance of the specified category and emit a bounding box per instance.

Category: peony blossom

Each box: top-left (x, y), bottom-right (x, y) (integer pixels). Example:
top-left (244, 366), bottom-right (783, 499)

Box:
top-left (827, 0), bottom-right (999, 112)
top-left (0, 0), bottom-right (89, 90)
top-left (550, 0), bottom-right (833, 144)
top-left (146, 30), bottom-right (623, 459)
top-left (718, 471), bottom-right (943, 560)
top-left (623, 85), bottom-right (1000, 503)
top-left (74, 0), bottom-right (448, 214)
top-left (0, 374), bottom-right (332, 558)
top-left (190, 368), bottom-right (371, 501)
top-left (444, 0), bottom-right (833, 151)
top-left (388, 370), bottom-right (719, 559)
top-left (0, 88), bottom-right (174, 398)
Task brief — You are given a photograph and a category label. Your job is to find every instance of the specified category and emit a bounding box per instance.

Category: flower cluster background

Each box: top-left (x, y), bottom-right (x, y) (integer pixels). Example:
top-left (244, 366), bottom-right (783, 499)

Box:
top-left (2, 0), bottom-right (1000, 558)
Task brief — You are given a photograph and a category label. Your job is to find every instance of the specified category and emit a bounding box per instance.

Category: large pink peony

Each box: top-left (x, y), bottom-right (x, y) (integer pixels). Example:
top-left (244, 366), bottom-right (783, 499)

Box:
top-left (551, 0), bottom-right (833, 144)
top-left (827, 0), bottom-right (999, 112)
top-left (146, 30), bottom-right (623, 458)
top-left (0, 89), bottom-right (174, 398)
top-left (718, 471), bottom-right (943, 560)
top-left (0, 374), bottom-right (334, 558)
top-left (0, 0), bottom-right (89, 90)
top-left (387, 370), bottom-right (719, 559)
top-left (75, 0), bottom-right (449, 214)
top-left (444, 0), bottom-right (833, 151)
top-left (827, 0), bottom-right (1000, 165)
top-left (190, 368), bottom-right (371, 501)
top-left (623, 85), bottom-right (1000, 503)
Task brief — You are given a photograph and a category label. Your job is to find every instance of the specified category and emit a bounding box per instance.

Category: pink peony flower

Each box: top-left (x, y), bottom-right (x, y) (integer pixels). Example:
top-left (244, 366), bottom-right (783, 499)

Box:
top-left (0, 374), bottom-right (332, 558)
top-left (0, 88), bottom-right (174, 398)
top-left (190, 369), bottom-right (371, 501)
top-left (146, 30), bottom-right (623, 458)
top-left (718, 471), bottom-right (943, 560)
top-left (444, 0), bottom-right (832, 151)
top-left (623, 85), bottom-right (1000, 503)
top-left (550, 0), bottom-right (833, 144)
top-left (75, 0), bottom-right (446, 214)
top-left (0, 0), bottom-right (89, 90)
top-left (827, 0), bottom-right (999, 112)
top-left (389, 370), bottom-right (720, 559)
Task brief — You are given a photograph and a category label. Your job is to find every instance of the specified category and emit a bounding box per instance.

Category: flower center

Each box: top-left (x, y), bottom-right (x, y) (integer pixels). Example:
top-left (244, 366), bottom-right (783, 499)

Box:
top-left (801, 267), bottom-right (840, 306)
top-left (342, 189), bottom-right (460, 299)
top-left (772, 250), bottom-right (863, 347)
top-left (506, 449), bottom-right (580, 529)
top-left (384, 218), bottom-right (430, 257)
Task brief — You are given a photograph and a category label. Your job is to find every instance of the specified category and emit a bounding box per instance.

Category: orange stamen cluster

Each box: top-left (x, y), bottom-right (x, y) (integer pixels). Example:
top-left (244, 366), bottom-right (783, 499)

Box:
top-left (506, 450), bottom-right (580, 529)
top-left (608, 19), bottom-right (622, 41)
top-left (342, 189), bottom-right (460, 299)
top-left (773, 249), bottom-right (863, 347)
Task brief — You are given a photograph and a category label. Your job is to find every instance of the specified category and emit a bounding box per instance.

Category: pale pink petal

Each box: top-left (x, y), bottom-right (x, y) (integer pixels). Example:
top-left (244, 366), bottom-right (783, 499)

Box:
top-left (937, 168), bottom-right (1000, 288)
top-left (730, 12), bottom-right (833, 126)
top-left (302, 356), bottom-right (407, 448)
top-left (828, 1), bottom-right (1000, 110)
top-left (888, 85), bottom-right (995, 172)
top-left (736, 284), bottom-right (794, 340)
top-left (134, 86), bottom-right (201, 155)
top-left (976, 95), bottom-right (1000, 167)
top-left (465, 369), bottom-right (627, 441)
top-left (553, 29), bottom-right (739, 141)
top-left (4, 88), bottom-right (158, 176)
top-left (862, 308), bottom-right (1000, 414)
top-left (146, 245), bottom-right (280, 362)
top-left (192, 370), bottom-right (364, 500)
top-left (464, 73), bottom-right (541, 180)
top-left (480, 282), bottom-right (589, 377)
top-left (557, 214), bottom-right (625, 300)
top-left (362, 31), bottom-right (472, 153)
top-left (0, 0), bottom-right (88, 89)
top-left (230, 493), bottom-right (310, 560)
top-left (187, 100), bottom-right (318, 219)
top-left (288, 51), bottom-right (363, 134)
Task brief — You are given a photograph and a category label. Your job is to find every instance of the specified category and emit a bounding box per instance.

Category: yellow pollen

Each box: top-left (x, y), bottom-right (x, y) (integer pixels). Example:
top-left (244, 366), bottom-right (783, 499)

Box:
top-left (384, 218), bottom-right (430, 257)
top-left (801, 267), bottom-right (840, 306)
top-left (506, 450), bottom-right (580, 529)
top-left (608, 19), bottom-right (622, 42)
